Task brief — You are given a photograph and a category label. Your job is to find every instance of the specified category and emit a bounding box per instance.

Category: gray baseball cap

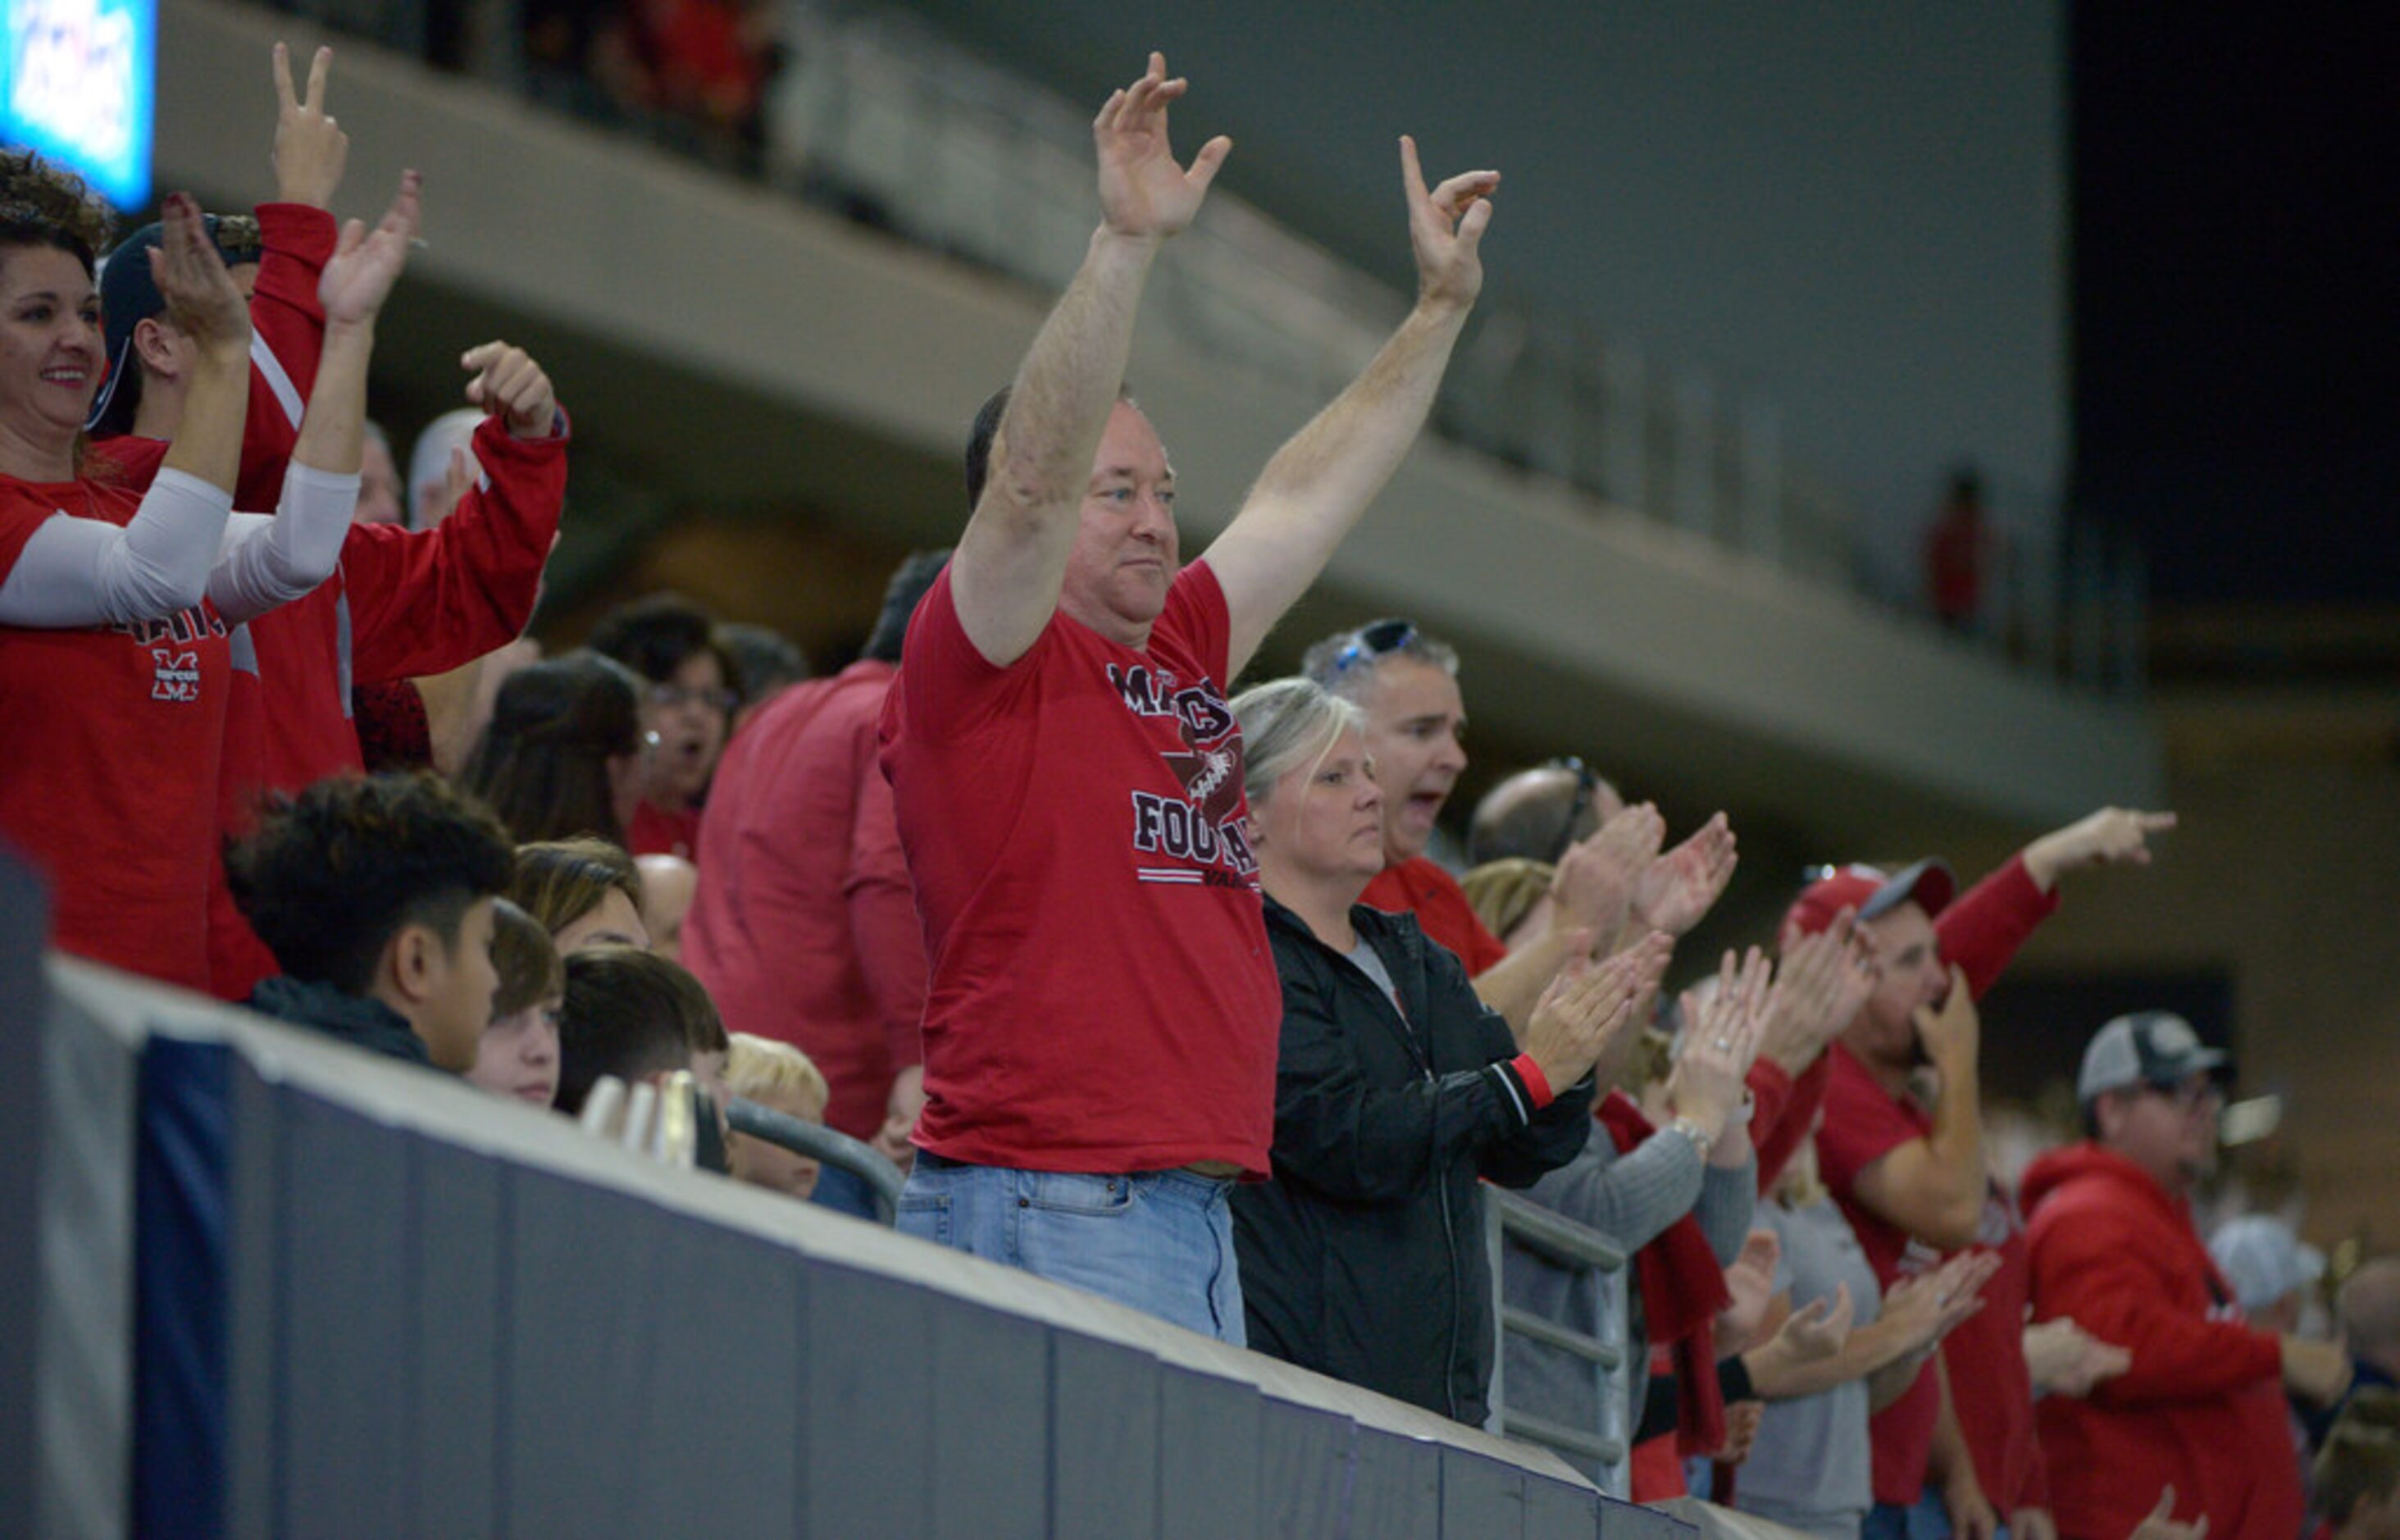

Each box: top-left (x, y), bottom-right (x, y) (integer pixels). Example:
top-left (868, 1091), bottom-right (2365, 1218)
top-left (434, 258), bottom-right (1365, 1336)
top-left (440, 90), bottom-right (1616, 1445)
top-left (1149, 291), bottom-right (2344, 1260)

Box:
top-left (2076, 1010), bottom-right (2228, 1101)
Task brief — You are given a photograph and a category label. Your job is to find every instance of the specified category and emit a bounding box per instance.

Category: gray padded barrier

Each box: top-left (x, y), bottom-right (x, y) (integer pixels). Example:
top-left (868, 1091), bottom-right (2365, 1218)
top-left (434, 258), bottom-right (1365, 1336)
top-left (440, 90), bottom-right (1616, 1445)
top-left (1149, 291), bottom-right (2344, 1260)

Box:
top-left (22, 957), bottom-right (1696, 1540)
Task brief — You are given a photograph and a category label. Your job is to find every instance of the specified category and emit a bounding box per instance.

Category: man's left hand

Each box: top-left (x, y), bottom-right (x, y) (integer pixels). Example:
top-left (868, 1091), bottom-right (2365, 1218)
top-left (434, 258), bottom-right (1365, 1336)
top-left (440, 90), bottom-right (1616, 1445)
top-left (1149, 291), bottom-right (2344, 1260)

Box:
top-left (2023, 806), bottom-right (2177, 892)
top-left (2015, 1508), bottom-right (2059, 1540)
top-left (1400, 134), bottom-right (1496, 312)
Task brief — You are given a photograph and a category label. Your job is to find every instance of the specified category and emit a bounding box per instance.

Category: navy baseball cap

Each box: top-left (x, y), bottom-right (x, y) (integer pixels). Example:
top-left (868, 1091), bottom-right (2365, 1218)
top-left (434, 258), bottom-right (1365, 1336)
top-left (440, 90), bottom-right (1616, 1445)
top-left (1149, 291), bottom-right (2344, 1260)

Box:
top-left (87, 213), bottom-right (262, 438)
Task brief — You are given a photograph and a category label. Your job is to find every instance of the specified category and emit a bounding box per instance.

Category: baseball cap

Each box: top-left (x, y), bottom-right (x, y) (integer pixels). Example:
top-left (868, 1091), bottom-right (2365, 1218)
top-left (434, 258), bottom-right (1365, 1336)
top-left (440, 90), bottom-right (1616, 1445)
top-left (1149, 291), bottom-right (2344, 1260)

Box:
top-left (2075, 1009), bottom-right (2228, 1102)
top-left (1785, 857), bottom-right (1956, 937)
top-left (2209, 1215), bottom-right (2325, 1314)
top-left (87, 213), bottom-right (262, 439)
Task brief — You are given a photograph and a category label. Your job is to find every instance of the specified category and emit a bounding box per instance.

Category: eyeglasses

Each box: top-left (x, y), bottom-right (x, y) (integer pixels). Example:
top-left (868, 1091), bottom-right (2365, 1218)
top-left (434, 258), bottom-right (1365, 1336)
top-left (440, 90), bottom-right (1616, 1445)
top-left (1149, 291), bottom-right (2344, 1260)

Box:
top-left (2138, 1078), bottom-right (2223, 1112)
top-left (648, 682), bottom-right (738, 714)
top-left (1327, 617), bottom-right (1417, 676)
top-left (1544, 754), bottom-right (1597, 863)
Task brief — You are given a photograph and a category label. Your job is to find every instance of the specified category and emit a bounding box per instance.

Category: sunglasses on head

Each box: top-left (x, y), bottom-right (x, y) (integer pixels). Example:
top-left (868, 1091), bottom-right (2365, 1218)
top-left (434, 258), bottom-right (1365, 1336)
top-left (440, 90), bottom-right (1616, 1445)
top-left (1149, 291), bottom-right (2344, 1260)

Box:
top-left (1544, 754), bottom-right (1597, 863)
top-left (1328, 617), bottom-right (1418, 676)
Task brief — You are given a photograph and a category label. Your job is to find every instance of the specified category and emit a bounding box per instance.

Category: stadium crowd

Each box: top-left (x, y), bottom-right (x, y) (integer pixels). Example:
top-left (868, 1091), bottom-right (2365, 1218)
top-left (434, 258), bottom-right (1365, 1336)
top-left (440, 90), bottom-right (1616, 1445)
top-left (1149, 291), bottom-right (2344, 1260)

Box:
top-left (3, 45), bottom-right (2386, 1540)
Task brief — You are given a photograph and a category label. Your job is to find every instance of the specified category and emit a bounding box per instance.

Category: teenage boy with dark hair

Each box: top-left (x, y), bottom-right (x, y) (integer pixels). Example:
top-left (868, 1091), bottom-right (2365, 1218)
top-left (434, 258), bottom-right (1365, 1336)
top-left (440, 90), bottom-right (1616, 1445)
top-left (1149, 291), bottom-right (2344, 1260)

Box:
top-left (225, 772), bottom-right (513, 1072)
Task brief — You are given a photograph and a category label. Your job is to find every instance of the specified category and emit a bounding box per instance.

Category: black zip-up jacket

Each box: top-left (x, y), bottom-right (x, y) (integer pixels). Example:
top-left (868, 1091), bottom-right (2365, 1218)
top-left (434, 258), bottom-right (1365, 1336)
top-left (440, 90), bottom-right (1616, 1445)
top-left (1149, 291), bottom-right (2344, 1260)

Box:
top-left (1231, 896), bottom-right (1596, 1426)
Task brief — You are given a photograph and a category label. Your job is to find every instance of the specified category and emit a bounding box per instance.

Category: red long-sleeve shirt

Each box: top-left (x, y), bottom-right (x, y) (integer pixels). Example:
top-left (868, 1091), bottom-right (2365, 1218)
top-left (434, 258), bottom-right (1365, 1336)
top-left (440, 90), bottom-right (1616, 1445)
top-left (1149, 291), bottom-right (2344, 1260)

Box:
top-left (1772, 854), bottom-right (2061, 1510)
top-left (685, 661), bottom-right (927, 1142)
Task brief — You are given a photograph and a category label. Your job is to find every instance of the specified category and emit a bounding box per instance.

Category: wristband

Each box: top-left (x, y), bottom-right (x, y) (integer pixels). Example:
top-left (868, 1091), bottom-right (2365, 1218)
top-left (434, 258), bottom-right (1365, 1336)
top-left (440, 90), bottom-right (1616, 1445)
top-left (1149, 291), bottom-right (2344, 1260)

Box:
top-left (1510, 1053), bottom-right (1556, 1110)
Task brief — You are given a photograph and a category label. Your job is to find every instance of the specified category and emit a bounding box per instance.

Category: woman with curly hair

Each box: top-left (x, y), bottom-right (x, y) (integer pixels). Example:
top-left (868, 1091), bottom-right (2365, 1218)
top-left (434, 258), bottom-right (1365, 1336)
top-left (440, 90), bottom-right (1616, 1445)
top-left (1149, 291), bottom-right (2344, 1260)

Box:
top-left (0, 151), bottom-right (417, 987)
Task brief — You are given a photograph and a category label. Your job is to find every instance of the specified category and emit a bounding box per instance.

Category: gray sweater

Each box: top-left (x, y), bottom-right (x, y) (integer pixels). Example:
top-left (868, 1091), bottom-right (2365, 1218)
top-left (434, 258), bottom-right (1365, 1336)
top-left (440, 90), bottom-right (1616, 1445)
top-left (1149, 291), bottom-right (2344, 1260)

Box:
top-left (1498, 1117), bottom-right (1755, 1475)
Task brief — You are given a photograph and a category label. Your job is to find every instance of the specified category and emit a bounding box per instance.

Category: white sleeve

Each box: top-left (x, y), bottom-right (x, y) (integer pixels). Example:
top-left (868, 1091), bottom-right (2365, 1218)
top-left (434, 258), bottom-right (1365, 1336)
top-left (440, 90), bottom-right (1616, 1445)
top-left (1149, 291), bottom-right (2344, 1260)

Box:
top-left (0, 468), bottom-right (233, 627)
top-left (205, 463), bottom-right (360, 622)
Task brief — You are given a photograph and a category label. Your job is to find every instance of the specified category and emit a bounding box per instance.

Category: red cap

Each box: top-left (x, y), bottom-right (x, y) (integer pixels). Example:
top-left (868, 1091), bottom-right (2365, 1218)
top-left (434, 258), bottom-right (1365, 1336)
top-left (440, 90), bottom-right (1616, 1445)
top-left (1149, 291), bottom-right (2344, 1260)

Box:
top-left (1785, 857), bottom-right (1956, 937)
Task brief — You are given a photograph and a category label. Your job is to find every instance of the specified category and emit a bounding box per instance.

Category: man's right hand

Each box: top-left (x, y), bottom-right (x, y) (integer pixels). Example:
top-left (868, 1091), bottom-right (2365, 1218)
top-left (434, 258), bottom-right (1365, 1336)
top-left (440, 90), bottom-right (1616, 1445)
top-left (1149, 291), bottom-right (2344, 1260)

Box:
top-left (1094, 52), bottom-right (1230, 243)
top-left (2281, 1334), bottom-right (2354, 1404)
top-left (1549, 801), bottom-right (1661, 940)
top-left (1912, 964), bottom-right (1979, 1072)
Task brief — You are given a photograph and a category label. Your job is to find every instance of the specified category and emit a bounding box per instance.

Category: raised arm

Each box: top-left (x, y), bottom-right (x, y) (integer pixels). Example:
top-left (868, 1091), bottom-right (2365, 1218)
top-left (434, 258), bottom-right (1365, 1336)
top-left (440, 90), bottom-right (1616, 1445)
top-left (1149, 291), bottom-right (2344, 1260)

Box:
top-left (950, 53), bottom-right (1227, 667)
top-left (1207, 135), bottom-right (1493, 676)
top-left (208, 172), bottom-right (417, 622)
top-left (1851, 965), bottom-right (1988, 1251)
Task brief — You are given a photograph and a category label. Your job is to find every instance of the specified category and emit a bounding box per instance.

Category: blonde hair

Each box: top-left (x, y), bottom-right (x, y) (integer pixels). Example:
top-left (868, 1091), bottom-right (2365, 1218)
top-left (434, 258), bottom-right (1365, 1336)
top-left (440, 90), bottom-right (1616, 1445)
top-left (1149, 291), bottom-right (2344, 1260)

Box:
top-left (1229, 677), bottom-right (1363, 809)
top-left (1462, 858), bottom-right (1553, 944)
top-left (725, 1033), bottom-right (829, 1114)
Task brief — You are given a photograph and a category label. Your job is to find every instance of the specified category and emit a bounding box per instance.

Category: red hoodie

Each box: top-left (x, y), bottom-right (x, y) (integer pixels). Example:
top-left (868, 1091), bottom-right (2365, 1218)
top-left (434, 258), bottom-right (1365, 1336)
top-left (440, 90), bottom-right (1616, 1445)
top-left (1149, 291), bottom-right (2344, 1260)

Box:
top-left (2020, 1142), bottom-right (2299, 1540)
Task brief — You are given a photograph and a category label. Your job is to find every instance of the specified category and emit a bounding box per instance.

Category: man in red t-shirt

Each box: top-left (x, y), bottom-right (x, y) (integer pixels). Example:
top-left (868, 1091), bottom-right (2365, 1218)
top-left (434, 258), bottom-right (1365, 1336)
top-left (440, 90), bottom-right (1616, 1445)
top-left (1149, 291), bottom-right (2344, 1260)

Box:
top-left (1300, 618), bottom-right (1737, 1025)
top-left (686, 551), bottom-right (947, 1219)
top-left (1792, 809), bottom-right (2176, 1540)
top-left (878, 54), bottom-right (1496, 1339)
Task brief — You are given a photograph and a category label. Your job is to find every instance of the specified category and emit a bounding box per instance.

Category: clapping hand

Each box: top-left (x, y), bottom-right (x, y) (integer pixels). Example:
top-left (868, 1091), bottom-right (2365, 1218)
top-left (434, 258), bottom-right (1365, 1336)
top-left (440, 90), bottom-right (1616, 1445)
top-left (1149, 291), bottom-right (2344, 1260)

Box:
top-left (150, 193), bottom-right (252, 359)
top-left (1759, 909), bottom-right (1879, 1075)
top-left (1669, 945), bottom-right (1774, 1141)
top-left (1550, 801), bottom-right (1662, 941)
top-left (1633, 812), bottom-right (1738, 936)
top-left (319, 170), bottom-right (421, 329)
top-left (1523, 930), bottom-right (1672, 1091)
top-left (1093, 53), bottom-right (1230, 243)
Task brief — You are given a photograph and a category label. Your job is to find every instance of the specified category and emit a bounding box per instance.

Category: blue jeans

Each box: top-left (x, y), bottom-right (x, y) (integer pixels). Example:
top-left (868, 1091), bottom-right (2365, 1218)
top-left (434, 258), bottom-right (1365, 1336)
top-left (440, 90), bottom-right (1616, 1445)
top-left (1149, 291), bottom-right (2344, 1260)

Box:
top-left (810, 1163), bottom-right (880, 1221)
top-left (896, 1154), bottom-right (1246, 1345)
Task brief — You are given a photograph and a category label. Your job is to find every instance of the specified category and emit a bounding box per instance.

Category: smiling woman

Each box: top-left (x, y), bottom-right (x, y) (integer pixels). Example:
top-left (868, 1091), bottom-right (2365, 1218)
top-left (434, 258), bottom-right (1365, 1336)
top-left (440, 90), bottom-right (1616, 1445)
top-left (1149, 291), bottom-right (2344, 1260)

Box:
top-left (0, 148), bottom-right (399, 989)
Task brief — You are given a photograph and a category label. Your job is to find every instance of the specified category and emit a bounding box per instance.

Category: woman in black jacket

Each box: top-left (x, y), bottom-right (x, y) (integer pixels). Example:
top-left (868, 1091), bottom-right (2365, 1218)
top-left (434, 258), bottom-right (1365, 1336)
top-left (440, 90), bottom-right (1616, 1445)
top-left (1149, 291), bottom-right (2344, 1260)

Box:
top-left (1227, 677), bottom-right (1669, 1426)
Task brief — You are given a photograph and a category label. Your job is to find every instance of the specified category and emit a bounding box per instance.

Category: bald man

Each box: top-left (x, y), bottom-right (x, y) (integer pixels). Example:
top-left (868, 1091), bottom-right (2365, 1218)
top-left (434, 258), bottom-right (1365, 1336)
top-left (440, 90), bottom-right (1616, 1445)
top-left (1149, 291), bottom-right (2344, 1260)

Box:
top-left (1467, 760), bottom-right (1627, 868)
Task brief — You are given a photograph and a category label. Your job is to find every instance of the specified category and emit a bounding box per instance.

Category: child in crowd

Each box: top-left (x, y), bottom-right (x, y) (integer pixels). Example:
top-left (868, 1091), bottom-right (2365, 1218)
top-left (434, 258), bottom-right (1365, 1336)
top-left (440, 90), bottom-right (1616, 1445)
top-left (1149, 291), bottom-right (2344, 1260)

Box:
top-left (723, 1032), bottom-right (831, 1201)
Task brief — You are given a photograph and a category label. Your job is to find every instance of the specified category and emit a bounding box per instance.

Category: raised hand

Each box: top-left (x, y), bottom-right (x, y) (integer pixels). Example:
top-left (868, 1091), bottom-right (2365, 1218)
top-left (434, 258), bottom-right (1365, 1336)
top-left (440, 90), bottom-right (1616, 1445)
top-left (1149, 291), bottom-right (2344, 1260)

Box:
top-left (1633, 812), bottom-right (1738, 936)
top-left (1523, 929), bottom-right (1672, 1091)
top-left (1093, 52), bottom-right (1230, 242)
top-left (460, 341), bottom-right (559, 439)
top-left (1399, 134), bottom-right (1496, 312)
top-left (1883, 1251), bottom-right (1997, 1357)
top-left (271, 42), bottom-right (348, 208)
top-left (150, 193), bottom-right (251, 358)
top-left (1551, 801), bottom-right (1662, 938)
top-left (2023, 806), bottom-right (2179, 891)
top-left (319, 170), bottom-right (421, 328)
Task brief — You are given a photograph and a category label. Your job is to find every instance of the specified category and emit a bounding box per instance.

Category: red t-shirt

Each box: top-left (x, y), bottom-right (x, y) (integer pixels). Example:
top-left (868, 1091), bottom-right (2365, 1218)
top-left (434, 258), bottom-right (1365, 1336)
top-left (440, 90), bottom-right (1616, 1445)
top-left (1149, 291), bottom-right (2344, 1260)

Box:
top-left (628, 800), bottom-right (701, 861)
top-left (878, 563), bottom-right (1280, 1173)
top-left (1359, 856), bottom-right (1509, 976)
top-left (0, 477), bottom-right (232, 991)
top-left (686, 660), bottom-right (927, 1142)
top-left (1818, 1041), bottom-right (1945, 1504)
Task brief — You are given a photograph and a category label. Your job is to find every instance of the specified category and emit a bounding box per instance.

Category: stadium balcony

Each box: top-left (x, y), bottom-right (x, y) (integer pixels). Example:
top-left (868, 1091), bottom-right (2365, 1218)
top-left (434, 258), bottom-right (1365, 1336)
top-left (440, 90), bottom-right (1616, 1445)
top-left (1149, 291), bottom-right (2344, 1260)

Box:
top-left (157, 0), bottom-right (2157, 853)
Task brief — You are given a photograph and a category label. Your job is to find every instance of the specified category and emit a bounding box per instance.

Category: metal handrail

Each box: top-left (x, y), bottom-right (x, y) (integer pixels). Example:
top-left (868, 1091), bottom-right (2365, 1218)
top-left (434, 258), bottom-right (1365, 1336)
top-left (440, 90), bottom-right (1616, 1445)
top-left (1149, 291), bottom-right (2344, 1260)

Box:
top-left (723, 1097), bottom-right (905, 1227)
top-left (1485, 1187), bottom-right (1633, 1498)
